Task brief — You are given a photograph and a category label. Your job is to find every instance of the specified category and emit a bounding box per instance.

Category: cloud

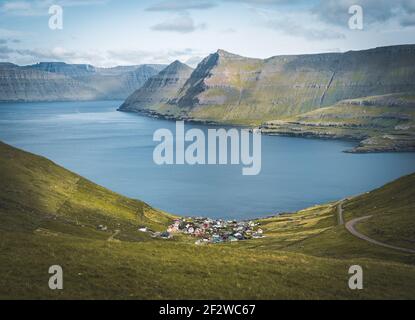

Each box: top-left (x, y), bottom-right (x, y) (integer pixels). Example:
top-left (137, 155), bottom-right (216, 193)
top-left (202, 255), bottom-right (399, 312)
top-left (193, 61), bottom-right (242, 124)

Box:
top-left (221, 27), bottom-right (237, 33)
top-left (185, 56), bottom-right (204, 67)
top-left (151, 15), bottom-right (207, 33)
top-left (0, 45), bottom-right (15, 59)
top-left (0, 28), bottom-right (26, 38)
top-left (0, 45), bottom-right (14, 53)
top-left (266, 16), bottom-right (346, 40)
top-left (223, 0), bottom-right (291, 4)
top-left (146, 0), bottom-right (217, 12)
top-left (256, 8), bottom-right (346, 41)
top-left (313, 0), bottom-right (415, 28)
top-left (0, 44), bottom-right (204, 68)
top-left (0, 38), bottom-right (21, 45)
top-left (0, 0), bottom-right (109, 16)
top-left (400, 13), bottom-right (415, 26)
top-left (225, 0), bottom-right (415, 29)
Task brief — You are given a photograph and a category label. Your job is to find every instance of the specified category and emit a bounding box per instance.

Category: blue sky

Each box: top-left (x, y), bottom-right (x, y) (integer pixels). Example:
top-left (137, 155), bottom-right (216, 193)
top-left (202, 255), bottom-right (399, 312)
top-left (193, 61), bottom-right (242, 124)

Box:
top-left (1, 0), bottom-right (415, 67)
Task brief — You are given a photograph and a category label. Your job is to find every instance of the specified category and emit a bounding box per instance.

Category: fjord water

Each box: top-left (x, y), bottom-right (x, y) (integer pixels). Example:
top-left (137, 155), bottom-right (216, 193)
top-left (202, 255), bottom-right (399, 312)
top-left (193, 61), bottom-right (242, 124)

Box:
top-left (1, 100), bottom-right (415, 219)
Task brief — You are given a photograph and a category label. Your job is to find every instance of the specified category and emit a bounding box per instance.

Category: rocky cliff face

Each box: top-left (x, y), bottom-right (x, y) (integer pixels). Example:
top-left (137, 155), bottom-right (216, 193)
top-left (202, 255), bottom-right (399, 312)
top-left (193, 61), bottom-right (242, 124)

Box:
top-left (0, 62), bottom-right (165, 102)
top-left (121, 45), bottom-right (415, 124)
top-left (30, 62), bottom-right (97, 78)
top-left (119, 61), bottom-right (193, 113)
top-left (95, 64), bottom-right (166, 99)
top-left (0, 63), bottom-right (102, 101)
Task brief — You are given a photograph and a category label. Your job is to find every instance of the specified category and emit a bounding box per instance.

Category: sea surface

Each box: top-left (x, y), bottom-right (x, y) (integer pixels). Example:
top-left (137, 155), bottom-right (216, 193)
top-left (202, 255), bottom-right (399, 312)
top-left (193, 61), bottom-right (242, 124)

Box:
top-left (1, 100), bottom-right (415, 219)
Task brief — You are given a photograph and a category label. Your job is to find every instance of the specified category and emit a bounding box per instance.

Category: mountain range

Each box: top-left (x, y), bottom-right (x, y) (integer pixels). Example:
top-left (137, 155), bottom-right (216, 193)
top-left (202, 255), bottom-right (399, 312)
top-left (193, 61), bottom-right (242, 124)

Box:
top-left (119, 45), bottom-right (415, 152)
top-left (0, 62), bottom-right (166, 102)
top-left (120, 60), bottom-right (194, 117)
top-left (1, 45), bottom-right (414, 152)
top-left (120, 45), bottom-right (415, 122)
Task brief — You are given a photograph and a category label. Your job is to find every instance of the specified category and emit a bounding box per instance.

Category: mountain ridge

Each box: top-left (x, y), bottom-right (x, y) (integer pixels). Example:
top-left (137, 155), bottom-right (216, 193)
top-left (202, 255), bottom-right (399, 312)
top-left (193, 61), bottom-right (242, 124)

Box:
top-left (119, 60), bottom-right (193, 114)
top-left (119, 44), bottom-right (415, 152)
top-left (0, 62), bottom-right (166, 102)
top-left (120, 44), bottom-right (415, 124)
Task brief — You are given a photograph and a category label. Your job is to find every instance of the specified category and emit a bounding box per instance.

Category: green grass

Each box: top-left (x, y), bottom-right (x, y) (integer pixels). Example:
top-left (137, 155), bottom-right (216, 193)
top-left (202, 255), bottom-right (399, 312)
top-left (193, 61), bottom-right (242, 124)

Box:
top-left (261, 93), bottom-right (415, 152)
top-left (1, 141), bottom-right (415, 299)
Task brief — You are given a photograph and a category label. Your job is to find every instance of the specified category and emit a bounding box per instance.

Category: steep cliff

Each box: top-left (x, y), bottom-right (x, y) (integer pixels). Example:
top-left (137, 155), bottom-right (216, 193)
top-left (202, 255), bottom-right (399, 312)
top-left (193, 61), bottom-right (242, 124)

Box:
top-left (30, 62), bottom-right (166, 100)
top-left (0, 62), bottom-right (166, 102)
top-left (0, 63), bottom-right (102, 101)
top-left (121, 45), bottom-right (415, 124)
top-left (119, 60), bottom-right (193, 114)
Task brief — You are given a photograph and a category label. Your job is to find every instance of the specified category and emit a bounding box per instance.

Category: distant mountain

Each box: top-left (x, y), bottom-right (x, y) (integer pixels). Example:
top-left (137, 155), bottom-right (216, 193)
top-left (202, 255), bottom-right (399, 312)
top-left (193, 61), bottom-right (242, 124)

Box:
top-left (119, 45), bottom-right (415, 124)
top-left (0, 63), bottom-right (102, 101)
top-left (119, 60), bottom-right (193, 115)
top-left (77, 64), bottom-right (166, 100)
top-left (0, 62), bottom-right (166, 102)
top-left (30, 62), bottom-right (97, 77)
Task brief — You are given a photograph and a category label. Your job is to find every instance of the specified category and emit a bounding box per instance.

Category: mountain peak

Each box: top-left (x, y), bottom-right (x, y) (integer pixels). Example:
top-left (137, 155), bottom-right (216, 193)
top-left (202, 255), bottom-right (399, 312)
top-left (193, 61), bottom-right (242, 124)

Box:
top-left (215, 49), bottom-right (240, 59)
top-left (162, 60), bottom-right (192, 74)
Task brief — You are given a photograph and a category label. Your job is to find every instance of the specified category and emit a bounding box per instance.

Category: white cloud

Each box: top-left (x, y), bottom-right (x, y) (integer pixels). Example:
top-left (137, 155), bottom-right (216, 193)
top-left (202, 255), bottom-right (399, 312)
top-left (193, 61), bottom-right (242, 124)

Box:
top-left (0, 44), bottom-right (204, 67)
top-left (256, 8), bottom-right (346, 41)
top-left (151, 15), bottom-right (207, 33)
top-left (314, 0), bottom-right (415, 28)
top-left (147, 0), bottom-right (217, 12)
top-left (0, 0), bottom-right (109, 16)
top-left (185, 55), bottom-right (204, 67)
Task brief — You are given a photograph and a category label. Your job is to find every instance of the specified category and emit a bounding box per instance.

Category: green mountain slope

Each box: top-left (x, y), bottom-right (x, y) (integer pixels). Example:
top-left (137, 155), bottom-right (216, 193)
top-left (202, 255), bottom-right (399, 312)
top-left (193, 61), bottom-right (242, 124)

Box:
top-left (119, 45), bottom-right (415, 125)
top-left (0, 141), bottom-right (172, 238)
top-left (1, 142), bottom-right (414, 299)
top-left (260, 93), bottom-right (415, 152)
top-left (250, 173), bottom-right (415, 264)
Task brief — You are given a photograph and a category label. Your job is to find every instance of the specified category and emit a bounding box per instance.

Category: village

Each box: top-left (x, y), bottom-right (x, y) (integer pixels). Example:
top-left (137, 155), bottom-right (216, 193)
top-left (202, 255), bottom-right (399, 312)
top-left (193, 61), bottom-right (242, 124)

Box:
top-left (139, 217), bottom-right (265, 245)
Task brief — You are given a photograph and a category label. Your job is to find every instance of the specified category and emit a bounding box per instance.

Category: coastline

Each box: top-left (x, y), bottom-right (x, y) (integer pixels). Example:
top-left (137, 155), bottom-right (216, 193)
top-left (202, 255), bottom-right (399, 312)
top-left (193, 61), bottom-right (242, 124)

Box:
top-left (117, 107), bottom-right (415, 154)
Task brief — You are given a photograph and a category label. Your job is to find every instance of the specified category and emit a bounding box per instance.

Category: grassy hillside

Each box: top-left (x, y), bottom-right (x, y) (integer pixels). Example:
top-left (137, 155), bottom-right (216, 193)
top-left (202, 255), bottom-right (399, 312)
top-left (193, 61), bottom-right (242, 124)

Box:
top-left (0, 141), bottom-right (173, 239)
top-left (261, 93), bottom-right (415, 152)
top-left (0, 142), bottom-right (414, 299)
top-left (250, 173), bottom-right (415, 265)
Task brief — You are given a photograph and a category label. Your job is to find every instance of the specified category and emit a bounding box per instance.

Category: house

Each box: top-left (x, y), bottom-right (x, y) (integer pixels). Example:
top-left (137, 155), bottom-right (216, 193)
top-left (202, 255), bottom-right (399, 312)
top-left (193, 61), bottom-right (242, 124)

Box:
top-left (138, 227), bottom-right (148, 232)
top-left (167, 225), bottom-right (179, 233)
top-left (162, 216), bottom-right (265, 245)
top-left (228, 236), bottom-right (238, 242)
top-left (234, 232), bottom-right (244, 240)
top-left (160, 232), bottom-right (172, 239)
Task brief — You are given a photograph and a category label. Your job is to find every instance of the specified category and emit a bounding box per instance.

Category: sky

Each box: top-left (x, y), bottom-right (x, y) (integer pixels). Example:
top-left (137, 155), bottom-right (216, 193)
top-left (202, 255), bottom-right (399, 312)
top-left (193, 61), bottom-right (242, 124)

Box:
top-left (0, 0), bottom-right (415, 67)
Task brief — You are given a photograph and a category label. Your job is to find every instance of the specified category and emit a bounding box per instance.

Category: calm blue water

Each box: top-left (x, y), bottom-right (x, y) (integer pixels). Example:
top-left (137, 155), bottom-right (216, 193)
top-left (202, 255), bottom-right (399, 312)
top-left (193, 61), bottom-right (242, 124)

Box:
top-left (1, 100), bottom-right (414, 219)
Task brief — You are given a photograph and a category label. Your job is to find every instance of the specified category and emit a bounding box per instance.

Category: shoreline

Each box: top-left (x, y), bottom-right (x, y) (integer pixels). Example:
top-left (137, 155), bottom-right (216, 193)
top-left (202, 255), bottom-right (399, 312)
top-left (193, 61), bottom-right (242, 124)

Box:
top-left (118, 107), bottom-right (415, 154)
